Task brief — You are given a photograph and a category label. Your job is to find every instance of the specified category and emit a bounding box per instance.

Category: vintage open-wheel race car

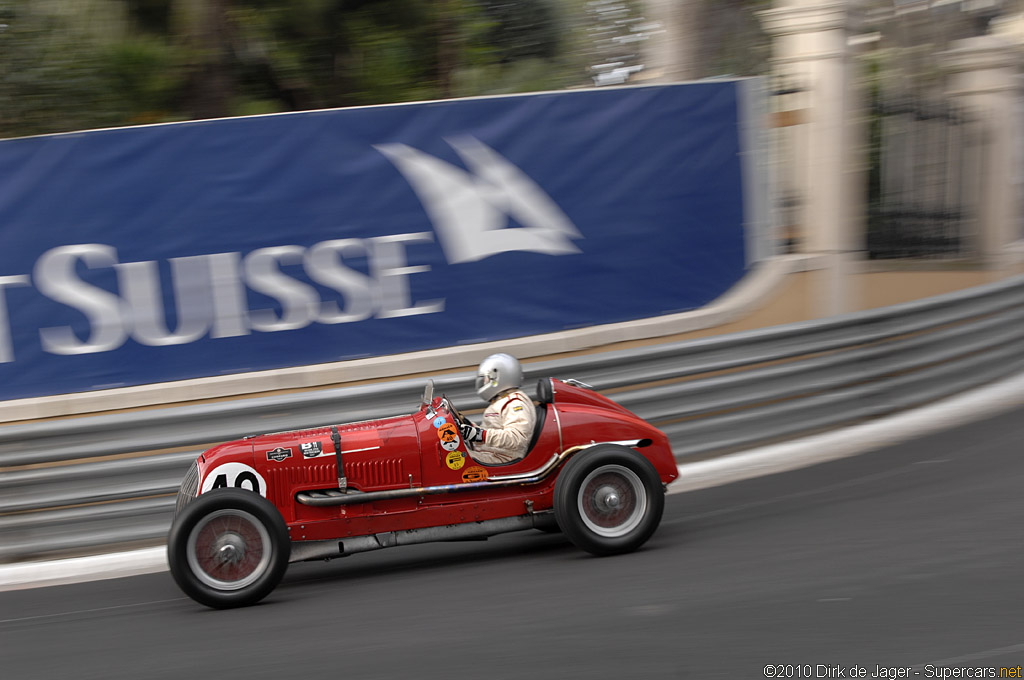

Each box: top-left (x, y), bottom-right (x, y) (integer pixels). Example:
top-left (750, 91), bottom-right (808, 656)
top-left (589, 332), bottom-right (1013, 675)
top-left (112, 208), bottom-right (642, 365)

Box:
top-left (168, 377), bottom-right (679, 608)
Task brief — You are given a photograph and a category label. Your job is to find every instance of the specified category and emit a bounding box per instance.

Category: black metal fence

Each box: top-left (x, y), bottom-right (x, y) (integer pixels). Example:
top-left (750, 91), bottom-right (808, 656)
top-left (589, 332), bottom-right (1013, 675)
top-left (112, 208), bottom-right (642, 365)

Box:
top-left (867, 96), bottom-right (983, 259)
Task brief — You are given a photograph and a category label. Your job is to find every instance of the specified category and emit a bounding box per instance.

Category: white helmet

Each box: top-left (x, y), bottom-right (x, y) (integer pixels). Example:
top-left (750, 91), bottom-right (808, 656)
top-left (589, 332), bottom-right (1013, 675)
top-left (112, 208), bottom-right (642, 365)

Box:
top-left (475, 353), bottom-right (523, 402)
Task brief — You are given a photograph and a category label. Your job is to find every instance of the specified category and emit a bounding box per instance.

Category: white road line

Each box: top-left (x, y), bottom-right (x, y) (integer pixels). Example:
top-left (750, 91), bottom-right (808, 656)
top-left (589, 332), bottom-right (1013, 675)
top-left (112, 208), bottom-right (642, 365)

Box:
top-left (913, 641), bottom-right (1024, 670)
top-left (0, 597), bottom-right (185, 625)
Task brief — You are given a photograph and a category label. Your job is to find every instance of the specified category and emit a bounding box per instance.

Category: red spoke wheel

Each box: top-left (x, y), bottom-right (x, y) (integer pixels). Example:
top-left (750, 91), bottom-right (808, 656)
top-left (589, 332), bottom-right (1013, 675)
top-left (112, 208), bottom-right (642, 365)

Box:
top-left (554, 445), bottom-right (664, 556)
top-left (577, 465), bottom-right (647, 538)
top-left (169, 488), bottom-right (290, 609)
top-left (187, 509), bottom-right (271, 591)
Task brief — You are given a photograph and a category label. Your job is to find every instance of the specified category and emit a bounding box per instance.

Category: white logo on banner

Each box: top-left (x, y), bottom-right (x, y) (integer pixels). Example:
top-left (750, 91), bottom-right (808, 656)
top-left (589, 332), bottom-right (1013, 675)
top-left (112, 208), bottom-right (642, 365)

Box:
top-left (376, 137), bottom-right (583, 264)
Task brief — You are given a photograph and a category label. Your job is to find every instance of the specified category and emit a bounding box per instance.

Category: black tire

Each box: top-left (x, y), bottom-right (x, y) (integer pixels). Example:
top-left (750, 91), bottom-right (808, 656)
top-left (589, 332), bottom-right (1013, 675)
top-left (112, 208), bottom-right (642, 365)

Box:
top-left (168, 488), bottom-right (290, 609)
top-left (553, 445), bottom-right (664, 556)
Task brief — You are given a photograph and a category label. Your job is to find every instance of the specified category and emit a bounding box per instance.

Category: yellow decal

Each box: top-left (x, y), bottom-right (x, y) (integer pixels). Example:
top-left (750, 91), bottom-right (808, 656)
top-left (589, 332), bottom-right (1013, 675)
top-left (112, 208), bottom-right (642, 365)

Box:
top-left (513, 405), bottom-right (523, 412)
top-left (462, 466), bottom-right (489, 483)
top-left (445, 450), bottom-right (466, 470)
top-left (437, 423), bottom-right (459, 443)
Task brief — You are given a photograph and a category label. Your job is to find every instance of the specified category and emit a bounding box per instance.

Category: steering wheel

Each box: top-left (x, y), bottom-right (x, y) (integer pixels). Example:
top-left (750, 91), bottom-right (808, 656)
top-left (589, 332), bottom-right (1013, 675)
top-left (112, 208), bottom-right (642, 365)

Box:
top-left (439, 395), bottom-right (475, 451)
top-left (440, 395), bottom-right (469, 426)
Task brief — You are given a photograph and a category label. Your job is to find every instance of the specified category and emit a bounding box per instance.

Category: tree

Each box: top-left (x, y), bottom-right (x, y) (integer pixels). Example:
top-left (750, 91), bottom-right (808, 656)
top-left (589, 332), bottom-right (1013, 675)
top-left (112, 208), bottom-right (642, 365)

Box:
top-left (0, 0), bottom-right (589, 138)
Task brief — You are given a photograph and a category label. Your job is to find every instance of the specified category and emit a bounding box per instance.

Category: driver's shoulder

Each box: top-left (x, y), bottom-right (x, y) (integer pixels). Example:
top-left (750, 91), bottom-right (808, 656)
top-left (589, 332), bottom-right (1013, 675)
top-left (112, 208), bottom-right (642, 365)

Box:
top-left (497, 390), bottom-right (531, 414)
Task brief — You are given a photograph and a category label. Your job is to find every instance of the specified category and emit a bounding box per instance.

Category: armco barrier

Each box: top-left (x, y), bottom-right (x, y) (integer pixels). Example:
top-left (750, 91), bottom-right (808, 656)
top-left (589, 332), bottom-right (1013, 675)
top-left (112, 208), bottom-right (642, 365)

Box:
top-left (2, 274), bottom-right (1023, 562)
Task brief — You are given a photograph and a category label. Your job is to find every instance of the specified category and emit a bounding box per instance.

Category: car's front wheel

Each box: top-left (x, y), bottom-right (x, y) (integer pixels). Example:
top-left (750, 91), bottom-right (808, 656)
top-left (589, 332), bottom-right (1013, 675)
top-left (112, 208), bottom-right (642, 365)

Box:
top-left (554, 445), bottom-right (664, 556)
top-left (168, 488), bottom-right (290, 609)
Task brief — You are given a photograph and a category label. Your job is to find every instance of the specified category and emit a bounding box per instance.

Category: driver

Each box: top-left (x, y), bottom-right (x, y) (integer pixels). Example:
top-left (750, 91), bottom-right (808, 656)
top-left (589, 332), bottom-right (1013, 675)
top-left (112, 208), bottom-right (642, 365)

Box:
top-left (459, 353), bottom-right (536, 465)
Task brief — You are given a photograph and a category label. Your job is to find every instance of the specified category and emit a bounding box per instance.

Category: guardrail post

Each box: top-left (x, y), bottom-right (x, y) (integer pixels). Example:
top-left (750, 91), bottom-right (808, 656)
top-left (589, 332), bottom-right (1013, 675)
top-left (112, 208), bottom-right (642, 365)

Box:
top-left (759, 1), bottom-right (864, 317)
top-left (941, 35), bottom-right (1024, 273)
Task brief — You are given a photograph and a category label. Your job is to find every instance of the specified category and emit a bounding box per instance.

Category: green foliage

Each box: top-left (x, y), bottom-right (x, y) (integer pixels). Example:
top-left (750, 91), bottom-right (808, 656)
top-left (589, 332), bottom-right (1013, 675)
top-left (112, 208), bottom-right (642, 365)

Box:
top-left (453, 57), bottom-right (573, 96)
top-left (0, 3), bottom-right (109, 136)
top-left (0, 0), bottom-right (782, 139)
top-left (479, 0), bottom-right (560, 63)
top-left (0, 0), bottom-right (189, 136)
top-left (0, 0), bottom-right (592, 139)
top-left (102, 37), bottom-right (186, 121)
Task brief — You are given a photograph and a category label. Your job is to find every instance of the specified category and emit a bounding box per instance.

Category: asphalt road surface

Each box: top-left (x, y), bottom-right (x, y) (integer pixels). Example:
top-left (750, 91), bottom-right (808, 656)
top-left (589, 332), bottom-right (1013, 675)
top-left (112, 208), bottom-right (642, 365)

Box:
top-left (3, 406), bottom-right (1024, 680)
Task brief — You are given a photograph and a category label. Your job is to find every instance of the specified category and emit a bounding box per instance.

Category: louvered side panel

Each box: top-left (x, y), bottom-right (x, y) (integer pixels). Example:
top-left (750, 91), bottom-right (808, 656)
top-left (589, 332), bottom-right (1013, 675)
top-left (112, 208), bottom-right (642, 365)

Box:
top-left (345, 458), bottom-right (405, 489)
top-left (265, 467), bottom-right (289, 508)
top-left (305, 463), bottom-right (337, 486)
top-left (266, 463), bottom-right (338, 504)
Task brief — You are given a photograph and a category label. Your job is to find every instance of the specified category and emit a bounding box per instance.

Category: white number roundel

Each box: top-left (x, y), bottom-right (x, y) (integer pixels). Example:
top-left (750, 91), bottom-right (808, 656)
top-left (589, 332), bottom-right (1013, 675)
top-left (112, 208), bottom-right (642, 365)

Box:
top-left (200, 462), bottom-right (268, 497)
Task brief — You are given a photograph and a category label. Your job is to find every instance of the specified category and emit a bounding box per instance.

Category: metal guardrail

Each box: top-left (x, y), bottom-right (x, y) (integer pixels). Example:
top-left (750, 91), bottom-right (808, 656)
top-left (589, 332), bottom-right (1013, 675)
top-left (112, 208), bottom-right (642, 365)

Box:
top-left (2, 274), bottom-right (1023, 562)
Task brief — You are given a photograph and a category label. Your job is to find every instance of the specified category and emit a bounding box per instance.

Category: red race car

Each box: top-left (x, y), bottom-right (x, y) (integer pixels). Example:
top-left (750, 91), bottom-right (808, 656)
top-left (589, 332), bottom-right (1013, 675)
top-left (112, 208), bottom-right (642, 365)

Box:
top-left (168, 377), bottom-right (679, 608)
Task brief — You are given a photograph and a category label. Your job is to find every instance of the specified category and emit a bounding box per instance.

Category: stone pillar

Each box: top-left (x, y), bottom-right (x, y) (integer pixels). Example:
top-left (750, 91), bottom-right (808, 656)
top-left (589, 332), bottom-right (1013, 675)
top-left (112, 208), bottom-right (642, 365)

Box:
top-left (941, 36), bottom-right (1022, 272)
top-left (759, 1), bottom-right (863, 317)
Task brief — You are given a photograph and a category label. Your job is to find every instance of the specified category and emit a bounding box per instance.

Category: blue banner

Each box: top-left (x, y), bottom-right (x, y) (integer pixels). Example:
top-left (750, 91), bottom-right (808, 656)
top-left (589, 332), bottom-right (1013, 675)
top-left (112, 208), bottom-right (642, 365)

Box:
top-left (0, 81), bottom-right (753, 400)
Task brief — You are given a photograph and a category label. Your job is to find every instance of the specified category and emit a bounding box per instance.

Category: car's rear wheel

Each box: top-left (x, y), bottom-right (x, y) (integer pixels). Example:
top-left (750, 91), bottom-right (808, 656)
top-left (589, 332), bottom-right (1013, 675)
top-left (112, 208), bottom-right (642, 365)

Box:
top-left (168, 488), bottom-right (290, 609)
top-left (554, 445), bottom-right (664, 556)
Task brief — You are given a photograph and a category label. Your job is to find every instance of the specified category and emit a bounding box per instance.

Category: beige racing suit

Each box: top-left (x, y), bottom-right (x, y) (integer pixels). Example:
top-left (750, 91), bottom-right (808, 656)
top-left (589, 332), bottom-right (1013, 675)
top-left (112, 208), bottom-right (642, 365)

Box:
top-left (470, 389), bottom-right (536, 465)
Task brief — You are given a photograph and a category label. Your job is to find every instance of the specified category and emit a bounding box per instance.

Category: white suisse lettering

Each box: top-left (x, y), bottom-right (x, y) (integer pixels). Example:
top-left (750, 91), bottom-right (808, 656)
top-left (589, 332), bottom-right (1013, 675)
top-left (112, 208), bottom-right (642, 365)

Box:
top-left (5, 232), bottom-right (439, 361)
top-left (304, 238), bottom-right (375, 324)
top-left (244, 245), bottom-right (320, 332)
top-left (369, 232), bottom-right (445, 319)
top-left (0, 276), bottom-right (29, 363)
top-left (34, 244), bottom-right (127, 355)
top-left (115, 259), bottom-right (211, 346)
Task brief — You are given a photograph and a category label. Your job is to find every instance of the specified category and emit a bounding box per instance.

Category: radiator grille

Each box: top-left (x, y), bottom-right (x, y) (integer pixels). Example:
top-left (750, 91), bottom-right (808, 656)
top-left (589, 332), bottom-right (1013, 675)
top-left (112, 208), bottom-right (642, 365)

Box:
top-left (174, 462), bottom-right (200, 516)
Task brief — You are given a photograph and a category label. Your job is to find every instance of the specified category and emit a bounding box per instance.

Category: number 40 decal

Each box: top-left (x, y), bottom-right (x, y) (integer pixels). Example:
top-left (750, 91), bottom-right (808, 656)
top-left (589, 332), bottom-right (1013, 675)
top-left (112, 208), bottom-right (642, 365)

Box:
top-left (200, 462), bottom-right (268, 497)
